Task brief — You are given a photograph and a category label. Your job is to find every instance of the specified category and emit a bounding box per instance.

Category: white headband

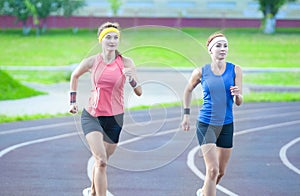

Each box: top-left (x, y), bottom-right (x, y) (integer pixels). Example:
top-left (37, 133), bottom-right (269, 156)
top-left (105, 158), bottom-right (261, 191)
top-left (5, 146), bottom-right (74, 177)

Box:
top-left (207, 36), bottom-right (228, 52)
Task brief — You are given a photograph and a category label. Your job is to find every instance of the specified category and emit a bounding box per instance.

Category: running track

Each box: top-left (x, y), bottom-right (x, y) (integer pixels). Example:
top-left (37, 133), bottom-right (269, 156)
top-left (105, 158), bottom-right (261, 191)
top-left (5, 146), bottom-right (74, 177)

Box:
top-left (1, 102), bottom-right (300, 196)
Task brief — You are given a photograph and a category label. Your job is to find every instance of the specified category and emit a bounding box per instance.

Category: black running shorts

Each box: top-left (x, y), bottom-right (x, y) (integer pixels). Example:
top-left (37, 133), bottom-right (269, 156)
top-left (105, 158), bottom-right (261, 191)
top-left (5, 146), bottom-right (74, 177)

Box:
top-left (196, 121), bottom-right (234, 148)
top-left (81, 109), bottom-right (124, 144)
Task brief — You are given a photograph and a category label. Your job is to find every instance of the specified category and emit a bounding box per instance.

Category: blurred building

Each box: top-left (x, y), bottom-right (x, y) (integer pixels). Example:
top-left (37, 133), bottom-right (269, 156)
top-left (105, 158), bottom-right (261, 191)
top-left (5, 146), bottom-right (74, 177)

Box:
top-left (76, 0), bottom-right (300, 19)
top-left (1, 0), bottom-right (299, 29)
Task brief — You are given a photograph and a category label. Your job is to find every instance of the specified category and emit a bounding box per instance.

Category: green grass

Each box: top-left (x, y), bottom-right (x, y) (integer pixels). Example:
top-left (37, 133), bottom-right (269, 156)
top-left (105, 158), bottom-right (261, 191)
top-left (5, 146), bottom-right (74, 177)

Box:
top-left (0, 113), bottom-right (70, 124)
top-left (0, 28), bottom-right (300, 123)
top-left (244, 72), bottom-right (300, 86)
top-left (0, 29), bottom-right (97, 66)
top-left (244, 92), bottom-right (300, 102)
top-left (7, 70), bottom-right (71, 84)
top-left (1, 28), bottom-right (300, 68)
top-left (0, 70), bottom-right (45, 100)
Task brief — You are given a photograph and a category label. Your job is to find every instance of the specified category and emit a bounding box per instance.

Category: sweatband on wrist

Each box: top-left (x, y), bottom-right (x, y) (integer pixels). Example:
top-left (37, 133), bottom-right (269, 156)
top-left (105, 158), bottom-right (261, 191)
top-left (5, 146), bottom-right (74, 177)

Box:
top-left (70, 91), bottom-right (77, 104)
top-left (184, 108), bottom-right (190, 115)
top-left (129, 78), bottom-right (137, 88)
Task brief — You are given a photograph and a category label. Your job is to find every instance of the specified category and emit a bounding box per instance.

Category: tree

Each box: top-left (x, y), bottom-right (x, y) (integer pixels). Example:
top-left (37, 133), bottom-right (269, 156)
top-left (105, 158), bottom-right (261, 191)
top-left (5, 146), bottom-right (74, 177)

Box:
top-left (0, 0), bottom-right (85, 35)
top-left (57, 0), bottom-right (85, 17)
top-left (29, 0), bottom-right (59, 34)
top-left (24, 0), bottom-right (40, 35)
top-left (107, 0), bottom-right (122, 16)
top-left (56, 0), bottom-right (85, 33)
top-left (257, 0), bottom-right (296, 34)
top-left (0, 0), bottom-right (31, 34)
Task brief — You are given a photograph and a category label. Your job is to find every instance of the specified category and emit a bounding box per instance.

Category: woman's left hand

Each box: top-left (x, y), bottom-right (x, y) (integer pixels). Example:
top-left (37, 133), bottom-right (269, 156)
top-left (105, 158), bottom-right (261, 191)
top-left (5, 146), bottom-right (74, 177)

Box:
top-left (123, 68), bottom-right (134, 81)
top-left (230, 86), bottom-right (241, 96)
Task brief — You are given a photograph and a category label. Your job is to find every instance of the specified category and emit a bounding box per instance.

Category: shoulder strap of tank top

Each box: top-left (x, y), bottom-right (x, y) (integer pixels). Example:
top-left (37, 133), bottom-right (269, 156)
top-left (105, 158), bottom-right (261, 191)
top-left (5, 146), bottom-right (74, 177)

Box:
top-left (201, 64), bottom-right (210, 75)
top-left (232, 63), bottom-right (236, 84)
top-left (115, 55), bottom-right (124, 74)
top-left (227, 62), bottom-right (236, 85)
top-left (92, 54), bottom-right (106, 87)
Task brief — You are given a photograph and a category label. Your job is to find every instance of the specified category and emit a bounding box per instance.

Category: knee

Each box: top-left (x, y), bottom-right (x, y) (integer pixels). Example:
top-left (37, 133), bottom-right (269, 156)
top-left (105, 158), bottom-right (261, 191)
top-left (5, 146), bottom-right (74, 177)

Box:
top-left (208, 166), bottom-right (219, 180)
top-left (94, 156), bottom-right (107, 169)
top-left (218, 171), bottom-right (225, 179)
top-left (217, 171), bottom-right (225, 183)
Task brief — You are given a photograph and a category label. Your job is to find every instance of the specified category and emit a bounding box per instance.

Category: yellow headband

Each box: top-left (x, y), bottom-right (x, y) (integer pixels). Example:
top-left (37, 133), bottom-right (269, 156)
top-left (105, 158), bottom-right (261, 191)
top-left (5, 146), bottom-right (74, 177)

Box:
top-left (98, 27), bottom-right (120, 42)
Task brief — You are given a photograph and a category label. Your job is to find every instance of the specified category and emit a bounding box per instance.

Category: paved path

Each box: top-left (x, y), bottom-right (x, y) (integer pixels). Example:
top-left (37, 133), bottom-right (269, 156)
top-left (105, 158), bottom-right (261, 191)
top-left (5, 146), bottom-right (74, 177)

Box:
top-left (1, 102), bottom-right (300, 195)
top-left (0, 68), bottom-right (196, 116)
top-left (1, 67), bottom-right (299, 116)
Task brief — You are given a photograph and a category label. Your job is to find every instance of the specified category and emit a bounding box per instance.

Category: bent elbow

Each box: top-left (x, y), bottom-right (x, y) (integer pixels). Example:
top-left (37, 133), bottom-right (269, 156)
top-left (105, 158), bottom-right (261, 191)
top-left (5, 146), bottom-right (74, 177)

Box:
top-left (70, 72), bottom-right (79, 81)
top-left (235, 100), bottom-right (243, 106)
top-left (136, 89), bottom-right (142, 96)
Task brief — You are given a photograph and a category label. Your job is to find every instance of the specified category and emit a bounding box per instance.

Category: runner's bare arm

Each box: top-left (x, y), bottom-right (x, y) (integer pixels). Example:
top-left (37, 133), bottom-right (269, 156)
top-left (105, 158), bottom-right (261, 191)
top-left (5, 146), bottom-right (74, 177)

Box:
top-left (122, 56), bottom-right (142, 96)
top-left (232, 65), bottom-right (243, 106)
top-left (181, 68), bottom-right (201, 131)
top-left (183, 67), bottom-right (202, 109)
top-left (70, 55), bottom-right (96, 92)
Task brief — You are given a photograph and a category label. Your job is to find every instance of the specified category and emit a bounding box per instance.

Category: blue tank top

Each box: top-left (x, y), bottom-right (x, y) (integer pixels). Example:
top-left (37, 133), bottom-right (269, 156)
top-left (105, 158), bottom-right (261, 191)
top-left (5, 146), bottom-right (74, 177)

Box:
top-left (198, 62), bottom-right (235, 126)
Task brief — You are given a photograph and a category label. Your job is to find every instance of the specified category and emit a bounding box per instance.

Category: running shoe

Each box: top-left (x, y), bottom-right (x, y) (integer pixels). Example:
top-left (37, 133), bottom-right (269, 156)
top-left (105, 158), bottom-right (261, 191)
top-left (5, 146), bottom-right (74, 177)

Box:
top-left (196, 188), bottom-right (203, 196)
top-left (82, 187), bottom-right (91, 196)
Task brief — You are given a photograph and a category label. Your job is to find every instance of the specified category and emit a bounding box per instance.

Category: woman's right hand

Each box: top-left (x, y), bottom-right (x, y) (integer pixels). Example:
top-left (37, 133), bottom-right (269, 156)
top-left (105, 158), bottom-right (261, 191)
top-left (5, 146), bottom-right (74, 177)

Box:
top-left (69, 104), bottom-right (78, 114)
top-left (181, 115), bottom-right (190, 131)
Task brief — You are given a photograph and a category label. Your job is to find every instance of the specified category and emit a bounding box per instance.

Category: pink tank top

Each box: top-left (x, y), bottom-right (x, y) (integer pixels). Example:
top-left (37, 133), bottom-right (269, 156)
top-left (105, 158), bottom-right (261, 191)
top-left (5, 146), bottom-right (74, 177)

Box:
top-left (86, 54), bottom-right (125, 117)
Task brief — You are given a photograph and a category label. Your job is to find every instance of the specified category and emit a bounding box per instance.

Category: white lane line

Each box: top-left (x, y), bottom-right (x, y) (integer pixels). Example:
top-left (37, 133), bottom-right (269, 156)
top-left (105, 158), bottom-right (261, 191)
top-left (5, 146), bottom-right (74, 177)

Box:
top-left (120, 128), bottom-right (178, 145)
top-left (279, 137), bottom-right (300, 175)
top-left (87, 128), bottom-right (179, 181)
top-left (0, 132), bottom-right (77, 158)
top-left (1, 110), bottom-right (299, 195)
top-left (233, 105), bottom-right (300, 115)
top-left (0, 115), bottom-right (179, 136)
top-left (2, 104), bottom-right (298, 135)
top-left (0, 122), bottom-right (75, 135)
top-left (187, 120), bottom-right (300, 196)
top-left (0, 132), bottom-right (114, 196)
top-left (0, 132), bottom-right (85, 196)
top-left (187, 146), bottom-right (239, 196)
top-left (0, 117), bottom-right (180, 196)
top-left (234, 120), bottom-right (300, 136)
top-left (235, 111), bottom-right (300, 123)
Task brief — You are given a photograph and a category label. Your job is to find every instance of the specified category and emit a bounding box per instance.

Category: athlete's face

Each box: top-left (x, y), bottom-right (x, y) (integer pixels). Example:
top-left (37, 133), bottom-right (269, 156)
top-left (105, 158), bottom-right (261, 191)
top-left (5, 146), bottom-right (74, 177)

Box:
top-left (101, 32), bottom-right (119, 51)
top-left (210, 41), bottom-right (228, 60)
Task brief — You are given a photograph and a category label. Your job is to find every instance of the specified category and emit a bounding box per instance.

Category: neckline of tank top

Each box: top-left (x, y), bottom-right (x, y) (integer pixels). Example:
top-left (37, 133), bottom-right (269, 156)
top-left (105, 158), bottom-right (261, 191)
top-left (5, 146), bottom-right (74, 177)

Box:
top-left (99, 54), bottom-right (120, 66)
top-left (209, 62), bottom-right (228, 77)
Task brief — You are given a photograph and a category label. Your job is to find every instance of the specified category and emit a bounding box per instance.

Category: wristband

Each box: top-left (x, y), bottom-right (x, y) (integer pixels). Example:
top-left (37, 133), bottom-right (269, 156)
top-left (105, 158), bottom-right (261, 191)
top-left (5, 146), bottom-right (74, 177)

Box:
top-left (184, 108), bottom-right (190, 115)
top-left (129, 78), bottom-right (137, 88)
top-left (70, 91), bottom-right (77, 104)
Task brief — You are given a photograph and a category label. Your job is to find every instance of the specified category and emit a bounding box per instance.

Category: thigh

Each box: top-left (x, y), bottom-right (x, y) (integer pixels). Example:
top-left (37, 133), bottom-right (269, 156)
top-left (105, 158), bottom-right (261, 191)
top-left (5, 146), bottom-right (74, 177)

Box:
top-left (217, 147), bottom-right (232, 173)
top-left (201, 144), bottom-right (219, 168)
top-left (85, 131), bottom-right (107, 161)
top-left (104, 142), bottom-right (118, 159)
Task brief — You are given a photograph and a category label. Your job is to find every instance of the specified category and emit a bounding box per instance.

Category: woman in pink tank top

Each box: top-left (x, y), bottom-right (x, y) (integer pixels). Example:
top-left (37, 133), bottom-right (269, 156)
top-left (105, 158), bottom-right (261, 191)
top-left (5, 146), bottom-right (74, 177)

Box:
top-left (69, 22), bottom-right (142, 196)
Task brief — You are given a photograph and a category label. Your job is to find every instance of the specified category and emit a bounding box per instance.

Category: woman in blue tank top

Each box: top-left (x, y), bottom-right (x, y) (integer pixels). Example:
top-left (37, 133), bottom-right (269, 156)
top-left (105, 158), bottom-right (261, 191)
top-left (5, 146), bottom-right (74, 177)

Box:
top-left (181, 33), bottom-right (243, 196)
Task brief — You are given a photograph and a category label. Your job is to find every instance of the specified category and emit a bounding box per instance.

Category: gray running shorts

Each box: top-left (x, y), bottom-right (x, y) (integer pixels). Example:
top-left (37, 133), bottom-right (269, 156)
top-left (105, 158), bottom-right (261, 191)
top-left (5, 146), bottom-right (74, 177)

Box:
top-left (81, 109), bottom-right (124, 144)
top-left (196, 121), bottom-right (234, 148)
